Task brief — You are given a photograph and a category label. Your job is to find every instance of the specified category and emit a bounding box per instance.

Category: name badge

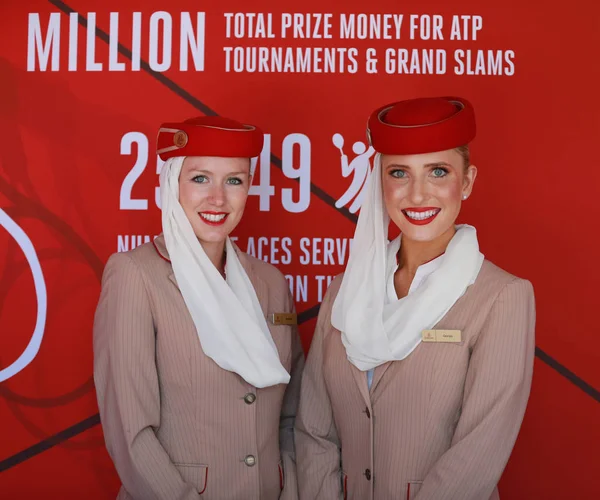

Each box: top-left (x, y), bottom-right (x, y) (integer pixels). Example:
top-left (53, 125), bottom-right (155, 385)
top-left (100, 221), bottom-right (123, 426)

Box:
top-left (270, 313), bottom-right (297, 326)
top-left (421, 329), bottom-right (462, 343)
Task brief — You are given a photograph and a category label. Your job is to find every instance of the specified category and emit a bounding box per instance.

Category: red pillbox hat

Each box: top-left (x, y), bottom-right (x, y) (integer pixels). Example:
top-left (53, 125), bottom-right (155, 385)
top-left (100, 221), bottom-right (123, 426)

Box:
top-left (367, 97), bottom-right (476, 154)
top-left (157, 116), bottom-right (264, 161)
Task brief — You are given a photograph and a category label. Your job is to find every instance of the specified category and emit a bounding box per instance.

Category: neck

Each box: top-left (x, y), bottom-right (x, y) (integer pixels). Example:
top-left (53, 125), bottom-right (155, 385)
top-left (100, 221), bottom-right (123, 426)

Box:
top-left (398, 225), bottom-right (456, 274)
top-left (201, 239), bottom-right (226, 275)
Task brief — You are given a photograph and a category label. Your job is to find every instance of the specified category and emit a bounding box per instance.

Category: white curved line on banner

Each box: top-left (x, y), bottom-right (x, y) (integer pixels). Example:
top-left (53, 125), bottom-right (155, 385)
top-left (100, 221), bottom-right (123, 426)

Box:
top-left (0, 207), bottom-right (47, 383)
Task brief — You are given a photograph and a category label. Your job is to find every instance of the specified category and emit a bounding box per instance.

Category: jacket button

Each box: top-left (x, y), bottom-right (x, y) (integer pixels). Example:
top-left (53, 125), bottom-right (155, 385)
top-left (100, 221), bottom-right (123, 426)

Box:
top-left (365, 469), bottom-right (371, 481)
top-left (244, 393), bottom-right (256, 404)
top-left (365, 407), bottom-right (371, 418)
top-left (244, 455), bottom-right (256, 467)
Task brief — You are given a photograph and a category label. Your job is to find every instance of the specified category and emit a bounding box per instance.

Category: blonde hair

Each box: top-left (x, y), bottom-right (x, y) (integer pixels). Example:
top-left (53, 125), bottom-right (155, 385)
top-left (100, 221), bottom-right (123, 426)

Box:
top-left (454, 145), bottom-right (470, 171)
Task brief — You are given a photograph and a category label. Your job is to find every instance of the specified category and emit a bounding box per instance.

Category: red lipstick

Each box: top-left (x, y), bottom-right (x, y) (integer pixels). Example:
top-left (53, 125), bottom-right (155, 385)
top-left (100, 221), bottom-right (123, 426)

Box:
top-left (401, 207), bottom-right (441, 226)
top-left (199, 211), bottom-right (229, 226)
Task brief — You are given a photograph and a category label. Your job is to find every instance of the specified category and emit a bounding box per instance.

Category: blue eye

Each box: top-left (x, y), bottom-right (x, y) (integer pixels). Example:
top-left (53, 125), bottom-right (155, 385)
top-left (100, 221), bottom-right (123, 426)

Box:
top-left (192, 175), bottom-right (207, 183)
top-left (432, 167), bottom-right (448, 177)
top-left (390, 169), bottom-right (406, 178)
top-left (226, 177), bottom-right (242, 185)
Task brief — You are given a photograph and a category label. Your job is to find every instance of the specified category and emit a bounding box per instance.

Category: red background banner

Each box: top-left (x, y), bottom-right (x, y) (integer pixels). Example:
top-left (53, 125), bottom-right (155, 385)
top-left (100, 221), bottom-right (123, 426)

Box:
top-left (1, 0), bottom-right (599, 498)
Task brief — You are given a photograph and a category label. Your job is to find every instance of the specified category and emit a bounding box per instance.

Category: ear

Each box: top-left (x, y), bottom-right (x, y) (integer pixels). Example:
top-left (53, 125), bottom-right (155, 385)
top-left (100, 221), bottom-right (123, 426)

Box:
top-left (462, 165), bottom-right (478, 199)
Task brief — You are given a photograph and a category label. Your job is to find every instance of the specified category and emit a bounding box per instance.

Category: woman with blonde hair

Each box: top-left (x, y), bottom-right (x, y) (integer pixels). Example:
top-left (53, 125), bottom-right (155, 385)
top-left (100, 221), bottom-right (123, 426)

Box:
top-left (296, 97), bottom-right (535, 499)
top-left (94, 116), bottom-right (303, 499)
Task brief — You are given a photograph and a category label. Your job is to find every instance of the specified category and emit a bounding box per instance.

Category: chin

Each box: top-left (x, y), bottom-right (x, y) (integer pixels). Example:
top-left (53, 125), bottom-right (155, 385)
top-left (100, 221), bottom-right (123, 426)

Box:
top-left (394, 219), bottom-right (454, 243)
top-left (190, 226), bottom-right (227, 244)
top-left (200, 235), bottom-right (228, 244)
top-left (202, 231), bottom-right (230, 242)
top-left (399, 228), bottom-right (439, 242)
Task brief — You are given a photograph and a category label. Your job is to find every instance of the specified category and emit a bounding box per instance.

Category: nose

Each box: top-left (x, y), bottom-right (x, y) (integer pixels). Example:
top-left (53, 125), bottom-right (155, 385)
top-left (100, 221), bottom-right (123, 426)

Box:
top-left (208, 184), bottom-right (225, 207)
top-left (408, 176), bottom-right (427, 205)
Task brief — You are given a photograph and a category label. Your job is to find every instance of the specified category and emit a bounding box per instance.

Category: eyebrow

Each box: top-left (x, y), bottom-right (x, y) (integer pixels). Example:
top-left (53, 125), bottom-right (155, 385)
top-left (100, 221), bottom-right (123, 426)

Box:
top-left (186, 168), bottom-right (249, 176)
top-left (425, 162), bottom-right (452, 168)
top-left (385, 161), bottom-right (453, 169)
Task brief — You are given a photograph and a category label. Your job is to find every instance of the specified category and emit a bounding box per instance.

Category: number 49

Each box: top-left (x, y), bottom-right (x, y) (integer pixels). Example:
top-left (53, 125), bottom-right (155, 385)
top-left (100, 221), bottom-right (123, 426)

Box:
top-left (250, 133), bottom-right (311, 213)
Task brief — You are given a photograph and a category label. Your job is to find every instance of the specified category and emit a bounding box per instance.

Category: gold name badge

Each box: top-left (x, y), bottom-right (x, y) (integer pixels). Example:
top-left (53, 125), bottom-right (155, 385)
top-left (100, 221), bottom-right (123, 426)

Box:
top-left (422, 330), bottom-right (462, 343)
top-left (270, 313), bottom-right (297, 326)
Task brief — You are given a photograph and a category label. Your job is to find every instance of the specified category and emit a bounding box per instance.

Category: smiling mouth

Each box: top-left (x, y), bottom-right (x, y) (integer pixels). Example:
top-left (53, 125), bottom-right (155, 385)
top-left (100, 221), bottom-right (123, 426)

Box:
top-left (402, 208), bottom-right (441, 225)
top-left (199, 212), bottom-right (229, 226)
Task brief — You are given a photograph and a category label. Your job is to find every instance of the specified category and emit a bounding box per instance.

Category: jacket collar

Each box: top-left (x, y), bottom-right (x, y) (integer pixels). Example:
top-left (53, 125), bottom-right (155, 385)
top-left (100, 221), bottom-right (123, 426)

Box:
top-left (152, 234), bottom-right (171, 262)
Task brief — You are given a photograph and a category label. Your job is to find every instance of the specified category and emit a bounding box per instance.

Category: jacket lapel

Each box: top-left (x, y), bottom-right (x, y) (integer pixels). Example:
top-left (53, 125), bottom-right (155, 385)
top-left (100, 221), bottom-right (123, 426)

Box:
top-left (348, 362), bottom-right (372, 410)
top-left (369, 361), bottom-right (393, 396)
top-left (153, 233), bottom-right (169, 261)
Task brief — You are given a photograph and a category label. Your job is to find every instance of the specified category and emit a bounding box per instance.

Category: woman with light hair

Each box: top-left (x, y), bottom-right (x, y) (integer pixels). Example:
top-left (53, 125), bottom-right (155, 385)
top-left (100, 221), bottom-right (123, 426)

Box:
top-left (94, 116), bottom-right (303, 500)
top-left (296, 97), bottom-right (535, 499)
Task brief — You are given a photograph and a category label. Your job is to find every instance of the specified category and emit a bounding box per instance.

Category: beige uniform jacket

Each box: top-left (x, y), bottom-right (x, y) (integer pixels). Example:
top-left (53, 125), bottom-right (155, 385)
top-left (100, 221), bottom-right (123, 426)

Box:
top-left (93, 235), bottom-right (304, 500)
top-left (295, 260), bottom-right (535, 500)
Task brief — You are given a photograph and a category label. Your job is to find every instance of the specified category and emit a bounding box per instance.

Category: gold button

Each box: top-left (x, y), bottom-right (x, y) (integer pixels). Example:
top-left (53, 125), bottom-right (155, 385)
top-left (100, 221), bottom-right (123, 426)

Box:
top-left (244, 455), bottom-right (256, 467)
top-left (244, 393), bottom-right (256, 405)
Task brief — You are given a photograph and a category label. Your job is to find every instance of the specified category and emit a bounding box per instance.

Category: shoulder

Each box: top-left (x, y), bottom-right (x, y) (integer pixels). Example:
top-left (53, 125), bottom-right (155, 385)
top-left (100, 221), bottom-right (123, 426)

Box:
top-left (242, 251), bottom-right (289, 290)
top-left (102, 240), bottom-right (169, 284)
top-left (475, 259), bottom-right (534, 298)
top-left (471, 260), bottom-right (535, 327)
top-left (126, 239), bottom-right (166, 265)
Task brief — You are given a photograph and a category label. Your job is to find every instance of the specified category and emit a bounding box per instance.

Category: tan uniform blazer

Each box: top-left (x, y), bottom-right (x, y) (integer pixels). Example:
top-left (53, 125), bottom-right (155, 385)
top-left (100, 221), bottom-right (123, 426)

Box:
top-left (94, 235), bottom-right (304, 500)
top-left (295, 260), bottom-right (535, 500)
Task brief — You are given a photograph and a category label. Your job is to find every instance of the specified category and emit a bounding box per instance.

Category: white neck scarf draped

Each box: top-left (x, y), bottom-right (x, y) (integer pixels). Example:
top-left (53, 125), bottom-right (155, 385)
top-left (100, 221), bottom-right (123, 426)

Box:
top-left (159, 157), bottom-right (290, 388)
top-left (331, 154), bottom-right (484, 371)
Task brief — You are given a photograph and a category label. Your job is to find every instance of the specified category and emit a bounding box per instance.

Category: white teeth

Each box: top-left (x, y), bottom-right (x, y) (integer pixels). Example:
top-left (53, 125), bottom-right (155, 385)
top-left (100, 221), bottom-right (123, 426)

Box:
top-left (200, 213), bottom-right (227, 222)
top-left (404, 209), bottom-right (439, 220)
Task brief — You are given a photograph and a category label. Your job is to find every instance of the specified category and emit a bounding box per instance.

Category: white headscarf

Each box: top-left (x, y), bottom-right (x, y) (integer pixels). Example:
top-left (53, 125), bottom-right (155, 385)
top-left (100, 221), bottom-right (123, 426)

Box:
top-left (159, 157), bottom-right (290, 388)
top-left (331, 154), bottom-right (484, 371)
